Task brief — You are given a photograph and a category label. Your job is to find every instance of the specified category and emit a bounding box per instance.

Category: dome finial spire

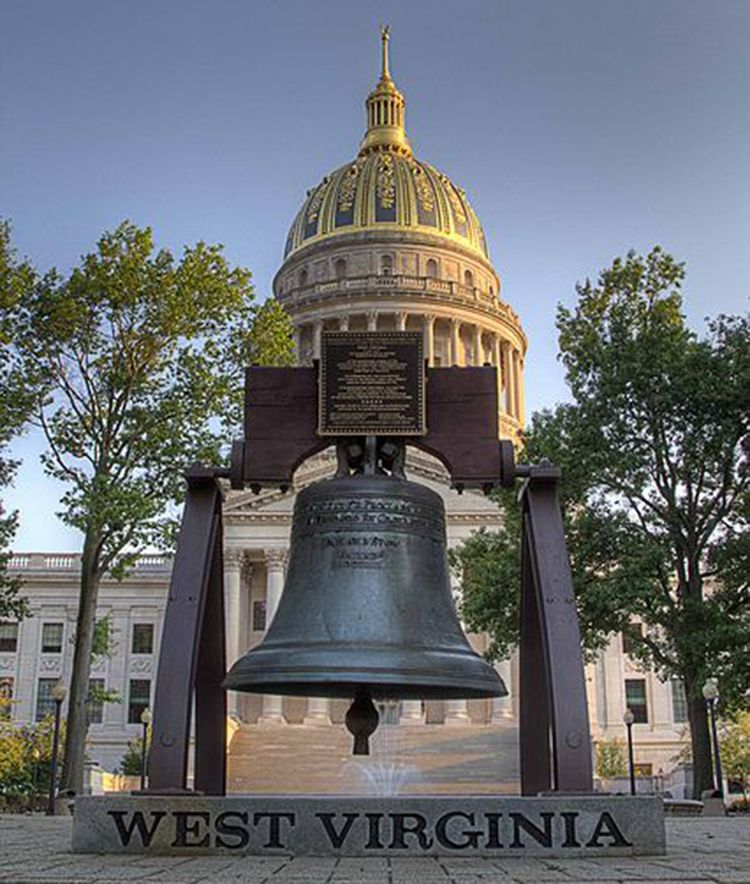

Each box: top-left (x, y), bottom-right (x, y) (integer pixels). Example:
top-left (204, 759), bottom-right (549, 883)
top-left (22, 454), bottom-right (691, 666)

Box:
top-left (380, 24), bottom-right (391, 80)
top-left (359, 26), bottom-right (412, 157)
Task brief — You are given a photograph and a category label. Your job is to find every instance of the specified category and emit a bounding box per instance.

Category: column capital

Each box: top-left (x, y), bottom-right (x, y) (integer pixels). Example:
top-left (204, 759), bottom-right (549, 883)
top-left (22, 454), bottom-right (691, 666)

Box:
top-left (225, 547), bottom-right (247, 570)
top-left (424, 313), bottom-right (436, 327)
top-left (367, 310), bottom-right (379, 330)
top-left (265, 548), bottom-right (288, 572)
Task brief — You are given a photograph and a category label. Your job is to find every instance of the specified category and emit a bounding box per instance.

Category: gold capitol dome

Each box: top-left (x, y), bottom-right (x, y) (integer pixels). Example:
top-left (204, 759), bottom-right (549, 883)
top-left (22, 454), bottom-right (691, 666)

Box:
top-left (275, 27), bottom-right (526, 438)
top-left (283, 26), bottom-right (488, 262)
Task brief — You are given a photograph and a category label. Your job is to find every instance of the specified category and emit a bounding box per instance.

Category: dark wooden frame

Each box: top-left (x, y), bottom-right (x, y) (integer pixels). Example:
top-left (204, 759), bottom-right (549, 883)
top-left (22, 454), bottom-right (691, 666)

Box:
top-left (147, 363), bottom-right (593, 796)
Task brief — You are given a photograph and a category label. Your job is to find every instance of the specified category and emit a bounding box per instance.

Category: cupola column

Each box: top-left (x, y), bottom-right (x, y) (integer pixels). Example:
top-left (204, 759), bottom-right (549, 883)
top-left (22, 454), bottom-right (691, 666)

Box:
top-left (338, 315), bottom-right (350, 331)
top-left (424, 314), bottom-right (436, 366)
top-left (473, 325), bottom-right (483, 366)
top-left (367, 311), bottom-right (378, 331)
top-left (396, 311), bottom-right (408, 331)
top-left (516, 351), bottom-right (526, 426)
top-left (313, 320), bottom-right (323, 360)
top-left (450, 319), bottom-right (461, 366)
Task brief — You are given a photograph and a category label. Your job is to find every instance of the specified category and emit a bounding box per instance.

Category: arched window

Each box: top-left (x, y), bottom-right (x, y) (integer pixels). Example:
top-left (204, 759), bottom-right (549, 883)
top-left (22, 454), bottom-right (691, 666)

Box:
top-left (489, 285), bottom-right (494, 298)
top-left (464, 269), bottom-right (474, 288)
top-left (426, 258), bottom-right (438, 279)
top-left (334, 258), bottom-right (347, 280)
top-left (299, 268), bottom-right (308, 287)
top-left (380, 255), bottom-right (393, 275)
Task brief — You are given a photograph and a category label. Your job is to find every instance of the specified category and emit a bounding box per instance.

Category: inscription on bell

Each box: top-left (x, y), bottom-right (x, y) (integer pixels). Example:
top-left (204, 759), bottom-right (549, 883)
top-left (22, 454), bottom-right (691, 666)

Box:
top-left (319, 331), bottom-right (425, 436)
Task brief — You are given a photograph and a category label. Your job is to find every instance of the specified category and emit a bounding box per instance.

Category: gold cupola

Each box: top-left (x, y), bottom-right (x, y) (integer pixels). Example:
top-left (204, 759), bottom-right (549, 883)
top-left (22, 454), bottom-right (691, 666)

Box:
top-left (359, 26), bottom-right (412, 157)
top-left (280, 27), bottom-right (490, 263)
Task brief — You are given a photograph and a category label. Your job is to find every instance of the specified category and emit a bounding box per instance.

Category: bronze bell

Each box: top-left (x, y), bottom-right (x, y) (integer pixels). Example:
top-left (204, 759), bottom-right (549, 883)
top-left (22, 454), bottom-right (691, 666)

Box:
top-left (224, 472), bottom-right (506, 751)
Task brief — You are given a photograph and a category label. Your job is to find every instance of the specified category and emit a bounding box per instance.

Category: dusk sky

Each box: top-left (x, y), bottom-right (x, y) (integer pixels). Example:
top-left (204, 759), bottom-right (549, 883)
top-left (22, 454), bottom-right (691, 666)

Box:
top-left (2, 0), bottom-right (749, 551)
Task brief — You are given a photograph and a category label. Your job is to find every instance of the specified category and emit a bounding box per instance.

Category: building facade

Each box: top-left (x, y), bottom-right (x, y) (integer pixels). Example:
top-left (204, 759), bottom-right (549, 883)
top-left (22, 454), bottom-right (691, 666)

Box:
top-left (1, 32), bottom-right (689, 783)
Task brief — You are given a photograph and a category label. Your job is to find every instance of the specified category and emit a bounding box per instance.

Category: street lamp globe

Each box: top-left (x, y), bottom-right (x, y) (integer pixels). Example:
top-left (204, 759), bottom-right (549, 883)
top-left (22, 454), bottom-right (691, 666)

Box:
top-left (140, 708), bottom-right (152, 726)
top-left (52, 681), bottom-right (67, 703)
top-left (702, 678), bottom-right (719, 702)
top-left (623, 708), bottom-right (635, 726)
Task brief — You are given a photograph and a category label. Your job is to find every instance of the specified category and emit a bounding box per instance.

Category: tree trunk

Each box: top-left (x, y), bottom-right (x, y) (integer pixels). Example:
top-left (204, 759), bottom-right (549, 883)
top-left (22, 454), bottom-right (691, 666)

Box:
top-left (685, 671), bottom-right (714, 799)
top-left (59, 528), bottom-right (102, 797)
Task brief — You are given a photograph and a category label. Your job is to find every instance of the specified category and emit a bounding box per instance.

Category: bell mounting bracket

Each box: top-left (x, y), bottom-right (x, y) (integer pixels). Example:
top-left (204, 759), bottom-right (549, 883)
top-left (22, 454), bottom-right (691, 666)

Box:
top-left (147, 363), bottom-right (593, 798)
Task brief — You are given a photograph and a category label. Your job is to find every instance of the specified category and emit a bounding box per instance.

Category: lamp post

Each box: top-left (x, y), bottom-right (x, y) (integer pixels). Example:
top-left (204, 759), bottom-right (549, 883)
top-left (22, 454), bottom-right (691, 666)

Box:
top-left (702, 678), bottom-right (724, 798)
top-left (623, 708), bottom-right (636, 796)
top-left (46, 680), bottom-right (66, 816)
top-left (139, 708), bottom-right (152, 791)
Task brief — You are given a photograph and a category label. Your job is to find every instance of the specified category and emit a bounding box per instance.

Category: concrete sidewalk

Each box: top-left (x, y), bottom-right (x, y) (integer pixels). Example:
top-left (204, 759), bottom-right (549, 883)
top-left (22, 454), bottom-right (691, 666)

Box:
top-left (0, 815), bottom-right (748, 884)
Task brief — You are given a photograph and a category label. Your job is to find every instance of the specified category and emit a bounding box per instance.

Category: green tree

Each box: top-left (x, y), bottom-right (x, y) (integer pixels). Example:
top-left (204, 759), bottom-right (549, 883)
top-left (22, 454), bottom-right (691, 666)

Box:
top-left (246, 298), bottom-right (295, 367)
top-left (0, 221), bottom-right (39, 620)
top-left (721, 711), bottom-right (750, 797)
top-left (10, 221), bottom-right (256, 796)
top-left (595, 738), bottom-right (627, 780)
top-left (453, 248), bottom-right (749, 798)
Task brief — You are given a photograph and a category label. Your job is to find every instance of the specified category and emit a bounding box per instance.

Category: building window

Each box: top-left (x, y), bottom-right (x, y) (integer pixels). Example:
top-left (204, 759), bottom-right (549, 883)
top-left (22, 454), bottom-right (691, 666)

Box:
top-left (131, 623), bottom-right (154, 655)
top-left (622, 623), bottom-right (643, 656)
top-left (0, 622), bottom-right (18, 653)
top-left (625, 679), bottom-right (648, 724)
top-left (298, 268), bottom-right (308, 287)
top-left (41, 622), bottom-right (63, 654)
top-left (252, 600), bottom-right (267, 632)
top-left (128, 679), bottom-right (150, 724)
top-left (36, 678), bottom-right (59, 721)
top-left (671, 678), bottom-right (688, 723)
top-left (426, 258), bottom-right (438, 279)
top-left (464, 269), bottom-right (474, 288)
top-left (634, 763), bottom-right (653, 777)
top-left (0, 677), bottom-right (13, 719)
top-left (87, 678), bottom-right (105, 725)
top-left (380, 254), bottom-right (393, 275)
top-left (334, 258), bottom-right (347, 280)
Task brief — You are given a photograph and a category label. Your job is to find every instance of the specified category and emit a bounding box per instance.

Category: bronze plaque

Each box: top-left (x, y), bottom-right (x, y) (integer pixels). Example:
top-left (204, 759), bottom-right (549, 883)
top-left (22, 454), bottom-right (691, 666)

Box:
top-left (319, 331), bottom-right (425, 436)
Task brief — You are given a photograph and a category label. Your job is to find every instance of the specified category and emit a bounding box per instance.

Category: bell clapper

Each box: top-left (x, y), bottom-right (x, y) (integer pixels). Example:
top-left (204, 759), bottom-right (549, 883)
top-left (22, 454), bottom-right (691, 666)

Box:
top-left (345, 689), bottom-right (380, 755)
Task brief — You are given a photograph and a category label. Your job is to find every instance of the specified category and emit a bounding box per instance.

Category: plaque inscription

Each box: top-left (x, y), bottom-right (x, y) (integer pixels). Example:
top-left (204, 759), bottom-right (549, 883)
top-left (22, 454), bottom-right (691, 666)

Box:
top-left (319, 331), bottom-right (425, 436)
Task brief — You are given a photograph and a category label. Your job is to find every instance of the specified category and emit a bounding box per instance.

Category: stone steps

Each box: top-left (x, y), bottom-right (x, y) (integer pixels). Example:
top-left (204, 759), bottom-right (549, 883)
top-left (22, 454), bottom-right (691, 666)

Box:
top-left (227, 723), bottom-right (520, 795)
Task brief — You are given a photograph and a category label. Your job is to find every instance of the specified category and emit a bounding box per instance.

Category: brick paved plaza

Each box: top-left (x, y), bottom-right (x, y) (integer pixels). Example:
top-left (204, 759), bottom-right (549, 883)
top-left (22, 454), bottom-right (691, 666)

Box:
top-left (0, 815), bottom-right (748, 884)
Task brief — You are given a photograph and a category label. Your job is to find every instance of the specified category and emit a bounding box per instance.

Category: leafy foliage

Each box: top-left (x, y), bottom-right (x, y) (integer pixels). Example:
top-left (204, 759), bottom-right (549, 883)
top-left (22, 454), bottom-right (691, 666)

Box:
top-left (0, 221), bottom-right (39, 620)
top-left (245, 298), bottom-right (295, 367)
top-left (7, 221), bottom-right (262, 793)
top-left (118, 733), bottom-right (148, 777)
top-left (453, 247), bottom-right (749, 796)
top-left (595, 738), bottom-right (628, 779)
top-left (721, 711), bottom-right (750, 793)
top-left (0, 711), bottom-right (66, 812)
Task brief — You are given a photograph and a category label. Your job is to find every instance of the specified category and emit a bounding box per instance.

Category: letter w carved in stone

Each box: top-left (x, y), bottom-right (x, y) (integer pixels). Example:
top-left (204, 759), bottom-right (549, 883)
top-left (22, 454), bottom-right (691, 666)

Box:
top-left (107, 811), bottom-right (167, 847)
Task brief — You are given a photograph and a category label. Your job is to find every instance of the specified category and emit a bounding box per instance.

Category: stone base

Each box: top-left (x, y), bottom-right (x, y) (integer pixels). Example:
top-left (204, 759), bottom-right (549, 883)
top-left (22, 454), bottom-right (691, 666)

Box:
top-left (72, 794), bottom-right (665, 857)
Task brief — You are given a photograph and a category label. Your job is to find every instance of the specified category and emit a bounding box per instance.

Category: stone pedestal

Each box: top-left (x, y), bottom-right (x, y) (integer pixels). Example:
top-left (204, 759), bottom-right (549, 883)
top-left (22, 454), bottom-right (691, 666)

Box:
top-left (73, 794), bottom-right (667, 857)
top-left (491, 658), bottom-right (514, 723)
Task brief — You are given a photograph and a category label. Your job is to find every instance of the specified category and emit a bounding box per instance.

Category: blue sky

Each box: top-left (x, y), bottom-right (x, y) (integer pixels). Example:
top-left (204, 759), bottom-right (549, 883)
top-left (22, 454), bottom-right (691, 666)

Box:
top-left (2, 0), bottom-right (748, 551)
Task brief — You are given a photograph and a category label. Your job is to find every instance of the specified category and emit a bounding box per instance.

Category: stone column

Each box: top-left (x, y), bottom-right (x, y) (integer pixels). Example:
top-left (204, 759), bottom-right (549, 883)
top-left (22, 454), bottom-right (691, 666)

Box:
top-left (491, 658), bottom-right (514, 723)
top-left (516, 351), bottom-right (526, 426)
top-left (259, 549), bottom-right (288, 724)
top-left (444, 698), bottom-right (471, 725)
top-left (502, 343), bottom-right (515, 416)
top-left (224, 549), bottom-right (246, 720)
top-left (473, 325), bottom-right (483, 365)
top-left (292, 326), bottom-right (302, 365)
top-left (367, 310), bottom-right (378, 331)
top-left (304, 696), bottom-right (331, 726)
top-left (424, 314), bottom-right (435, 366)
top-left (450, 319), bottom-right (461, 366)
top-left (399, 700), bottom-right (425, 725)
top-left (312, 320), bottom-right (323, 360)
top-left (338, 314), bottom-right (350, 331)
top-left (396, 311), bottom-right (408, 331)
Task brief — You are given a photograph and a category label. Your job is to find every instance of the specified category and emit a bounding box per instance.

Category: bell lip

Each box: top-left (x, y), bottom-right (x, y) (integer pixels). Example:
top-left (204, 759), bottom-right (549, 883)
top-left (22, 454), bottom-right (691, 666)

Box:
top-left (223, 668), bottom-right (507, 701)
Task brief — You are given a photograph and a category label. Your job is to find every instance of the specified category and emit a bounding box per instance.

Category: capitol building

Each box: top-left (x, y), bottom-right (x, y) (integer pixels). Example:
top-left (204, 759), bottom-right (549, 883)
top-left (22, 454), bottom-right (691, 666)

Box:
top-left (1, 33), bottom-right (691, 791)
